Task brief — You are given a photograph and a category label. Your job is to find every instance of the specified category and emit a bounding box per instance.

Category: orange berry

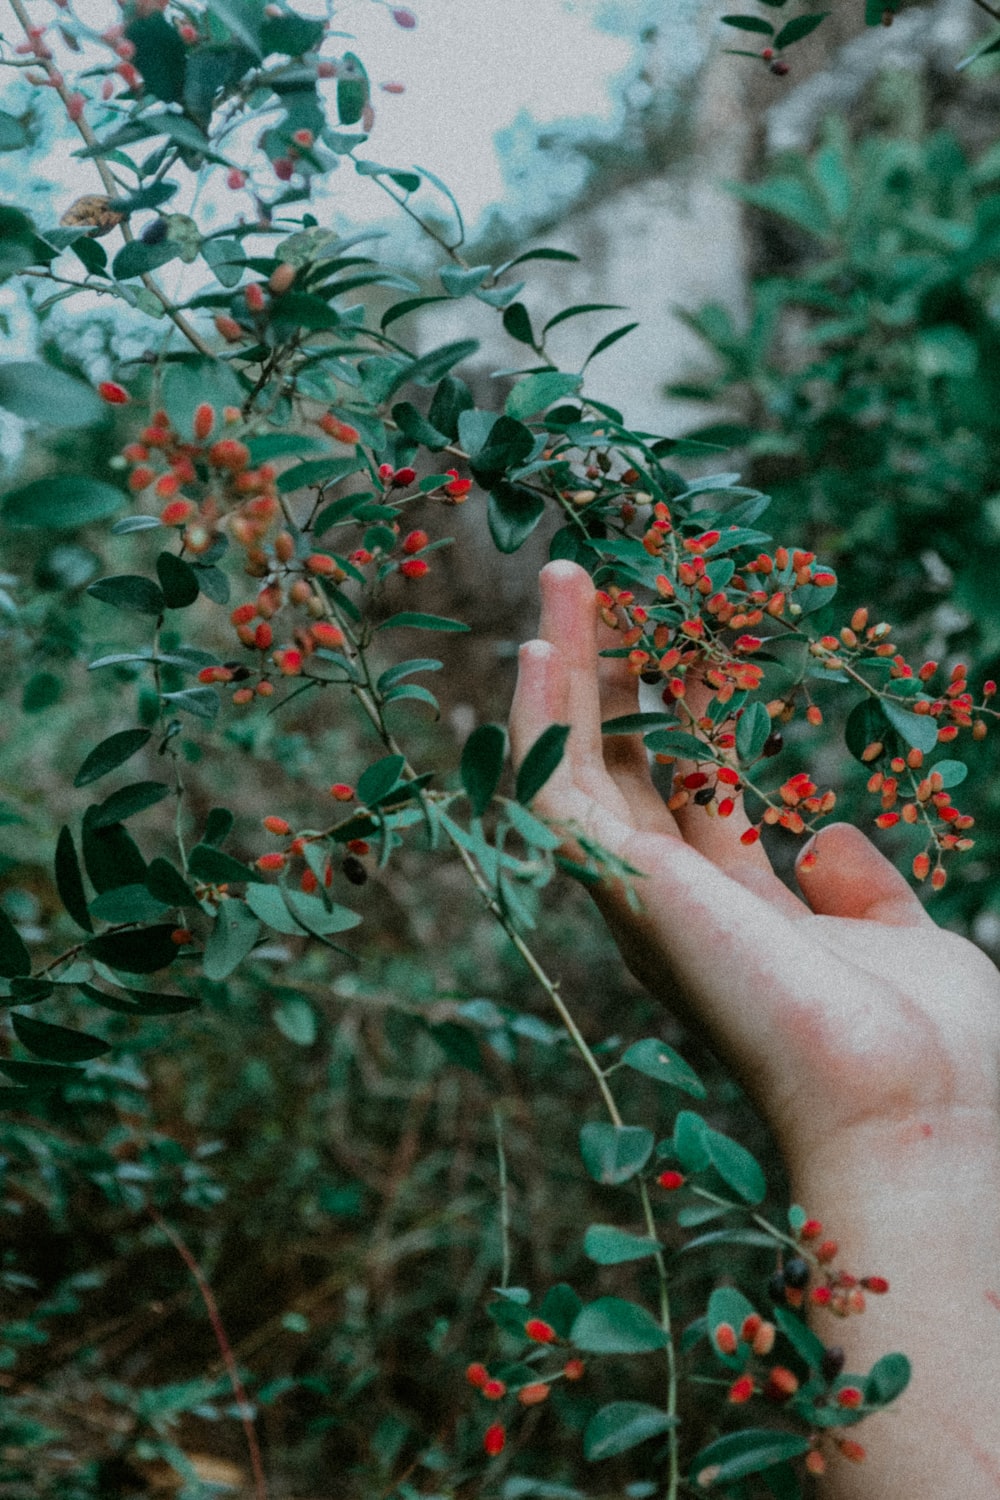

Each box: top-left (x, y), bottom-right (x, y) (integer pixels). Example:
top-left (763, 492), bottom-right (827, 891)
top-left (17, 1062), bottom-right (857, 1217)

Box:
top-left (299, 868), bottom-right (319, 894)
top-left (805, 1451), bottom-right (826, 1477)
top-left (751, 1321), bottom-right (776, 1357)
top-left (267, 262), bottom-right (297, 296)
top-left (305, 553), bottom-right (338, 576)
top-left (263, 816), bottom-right (291, 835)
top-left (274, 648), bottom-right (303, 676)
top-left (861, 1275), bottom-right (889, 1294)
top-left (129, 465), bottom-right (155, 491)
top-left (764, 1366), bottom-right (798, 1401)
top-left (930, 865), bottom-right (947, 890)
top-left (214, 314), bottom-right (244, 343)
top-left (562, 1358), bottom-right (585, 1381)
top-left (318, 413), bottom-right (361, 444)
top-left (329, 783), bottom-right (354, 801)
top-left (254, 622), bottom-right (273, 651)
top-left (838, 1439), bottom-right (866, 1463)
top-left (714, 1322), bottom-right (738, 1356)
top-left (517, 1382), bottom-right (551, 1407)
top-left (256, 853), bottom-right (286, 871)
top-left (465, 1362), bottom-right (489, 1389)
top-left (256, 680), bottom-right (274, 698)
top-left (232, 687), bottom-right (254, 705)
top-left (160, 499), bottom-right (196, 527)
top-left (170, 928), bottom-right (193, 945)
top-left (311, 622), bottom-right (345, 650)
top-left (816, 1239), bottom-right (839, 1264)
top-left (244, 281), bottom-right (266, 313)
top-left (402, 529), bottom-right (429, 554)
top-left (192, 402), bottom-right (216, 440)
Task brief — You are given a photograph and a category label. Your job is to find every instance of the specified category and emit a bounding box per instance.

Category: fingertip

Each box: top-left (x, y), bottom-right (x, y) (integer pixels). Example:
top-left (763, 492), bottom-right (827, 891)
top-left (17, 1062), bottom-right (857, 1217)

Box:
top-left (794, 822), bottom-right (929, 926)
top-left (541, 558), bottom-right (591, 584)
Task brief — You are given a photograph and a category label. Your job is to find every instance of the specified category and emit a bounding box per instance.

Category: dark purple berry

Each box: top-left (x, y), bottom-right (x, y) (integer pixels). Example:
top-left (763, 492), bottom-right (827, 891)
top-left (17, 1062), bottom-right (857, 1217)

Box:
top-left (821, 1345), bottom-right (846, 1382)
top-left (783, 1256), bottom-right (810, 1290)
top-left (141, 217), bottom-right (168, 245)
top-left (342, 854), bottom-right (367, 886)
top-left (762, 731), bottom-right (784, 757)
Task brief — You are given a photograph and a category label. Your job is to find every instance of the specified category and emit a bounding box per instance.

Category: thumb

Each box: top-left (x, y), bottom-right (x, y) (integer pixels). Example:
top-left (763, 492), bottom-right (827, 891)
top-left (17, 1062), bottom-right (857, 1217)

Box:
top-left (794, 822), bottom-right (932, 927)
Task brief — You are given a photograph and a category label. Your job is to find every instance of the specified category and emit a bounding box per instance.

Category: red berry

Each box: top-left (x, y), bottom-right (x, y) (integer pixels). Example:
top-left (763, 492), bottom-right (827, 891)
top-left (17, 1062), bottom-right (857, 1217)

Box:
top-left (402, 529), bottom-right (428, 554)
top-left (524, 1318), bottom-right (555, 1344)
top-left (657, 1170), bottom-right (685, 1190)
top-left (483, 1422), bottom-right (505, 1457)
top-left (400, 558), bottom-right (429, 580)
top-left (97, 380), bottom-right (130, 404)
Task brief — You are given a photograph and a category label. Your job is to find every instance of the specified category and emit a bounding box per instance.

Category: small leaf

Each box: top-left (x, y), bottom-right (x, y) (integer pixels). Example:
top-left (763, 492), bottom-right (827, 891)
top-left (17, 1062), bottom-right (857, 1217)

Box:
top-left (772, 1305), bottom-right (826, 1369)
top-left (579, 1122), bottom-right (654, 1185)
top-left (735, 700), bottom-right (772, 760)
top-left (91, 782), bottom-right (171, 828)
top-left (515, 723), bottom-right (570, 806)
top-left (689, 1430), bottom-right (810, 1488)
top-left (188, 844), bottom-right (264, 885)
top-left (73, 729), bottom-right (151, 788)
top-left (357, 754), bottom-right (406, 807)
top-left (774, 11), bottom-right (829, 45)
top-left (272, 996), bottom-right (317, 1046)
top-left (720, 13), bottom-right (775, 31)
top-left (583, 1402), bottom-right (675, 1461)
top-left (571, 1298), bottom-right (668, 1354)
top-left (11, 1013), bottom-right (110, 1062)
top-left (112, 238), bottom-right (179, 280)
top-left (377, 612), bottom-right (469, 632)
top-left (89, 884), bottom-right (171, 924)
top-left (602, 712), bottom-right (680, 736)
top-left (866, 1352), bottom-right (910, 1405)
top-left (427, 374), bottom-right (474, 439)
top-left (882, 699), bottom-right (939, 755)
top-left (203, 807), bottom-right (235, 846)
top-left (0, 908), bottom-right (31, 979)
top-left (505, 371), bottom-right (582, 420)
top-left (244, 883), bottom-right (311, 936)
top-left (202, 900), bottom-right (260, 981)
top-left (583, 321), bottom-right (639, 369)
top-left (583, 1225), bottom-right (661, 1265)
top-left (145, 857), bottom-right (200, 909)
top-left (461, 724), bottom-right (507, 816)
top-left (55, 826), bottom-right (93, 933)
top-left (488, 482), bottom-right (546, 554)
top-left (845, 697), bottom-right (891, 763)
top-left (621, 1038), bottom-right (706, 1098)
top-left (85, 925), bottom-right (179, 974)
top-left (156, 551), bottom-right (200, 609)
top-left (87, 574), bottom-right (165, 616)
top-left (502, 302), bottom-right (535, 346)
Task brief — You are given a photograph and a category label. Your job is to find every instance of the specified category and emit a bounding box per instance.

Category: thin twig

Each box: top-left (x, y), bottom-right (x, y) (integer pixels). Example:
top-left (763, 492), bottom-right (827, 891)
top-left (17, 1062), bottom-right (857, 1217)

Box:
top-left (147, 1208), bottom-right (268, 1500)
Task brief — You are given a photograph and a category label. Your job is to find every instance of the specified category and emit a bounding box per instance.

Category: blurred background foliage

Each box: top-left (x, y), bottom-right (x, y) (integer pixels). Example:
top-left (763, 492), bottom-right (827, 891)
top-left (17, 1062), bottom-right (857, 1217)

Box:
top-left (2, 9), bottom-right (1000, 1499)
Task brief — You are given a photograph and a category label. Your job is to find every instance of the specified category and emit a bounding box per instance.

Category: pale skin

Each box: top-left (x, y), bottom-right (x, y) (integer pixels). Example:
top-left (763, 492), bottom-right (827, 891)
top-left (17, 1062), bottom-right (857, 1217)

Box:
top-left (509, 559), bottom-right (1000, 1497)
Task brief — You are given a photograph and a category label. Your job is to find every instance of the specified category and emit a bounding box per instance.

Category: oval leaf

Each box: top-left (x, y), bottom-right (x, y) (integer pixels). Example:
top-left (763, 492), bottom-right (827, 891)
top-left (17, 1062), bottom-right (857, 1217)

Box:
top-left (73, 729), bottom-right (151, 788)
top-left (91, 782), bottom-right (171, 829)
top-left (55, 826), bottom-right (93, 933)
top-left (579, 1122), bottom-right (654, 1185)
top-left (515, 723), bottom-right (570, 806)
top-left (690, 1430), bottom-right (810, 1488)
top-left (583, 1402), bottom-right (675, 1461)
top-left (1, 475), bottom-right (126, 530)
top-left (621, 1038), bottom-right (706, 1098)
top-left (156, 551), bottom-right (200, 609)
top-left (571, 1298), bottom-right (668, 1354)
top-left (461, 724), bottom-right (506, 816)
top-left (583, 1225), bottom-right (661, 1265)
top-left (0, 907), bottom-right (31, 979)
top-left (11, 1012), bottom-right (110, 1063)
top-left (85, 925), bottom-right (179, 974)
top-left (0, 362), bottom-right (104, 428)
top-left (87, 574), bottom-right (165, 616)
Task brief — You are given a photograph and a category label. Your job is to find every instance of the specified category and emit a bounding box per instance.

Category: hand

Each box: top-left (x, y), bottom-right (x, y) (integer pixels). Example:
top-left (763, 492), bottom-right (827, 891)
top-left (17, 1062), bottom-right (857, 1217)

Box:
top-left (510, 561), bottom-right (1000, 1169)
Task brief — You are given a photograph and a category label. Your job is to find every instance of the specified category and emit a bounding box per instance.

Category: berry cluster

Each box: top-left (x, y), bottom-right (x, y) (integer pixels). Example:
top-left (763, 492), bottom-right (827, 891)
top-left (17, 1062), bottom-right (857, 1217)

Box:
top-left (255, 792), bottom-right (371, 890)
top-left (465, 1319), bottom-right (585, 1459)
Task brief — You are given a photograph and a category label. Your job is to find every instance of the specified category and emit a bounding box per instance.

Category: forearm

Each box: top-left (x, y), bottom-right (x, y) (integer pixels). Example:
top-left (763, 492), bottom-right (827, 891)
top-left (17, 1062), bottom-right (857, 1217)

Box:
top-left (786, 1107), bottom-right (1000, 1498)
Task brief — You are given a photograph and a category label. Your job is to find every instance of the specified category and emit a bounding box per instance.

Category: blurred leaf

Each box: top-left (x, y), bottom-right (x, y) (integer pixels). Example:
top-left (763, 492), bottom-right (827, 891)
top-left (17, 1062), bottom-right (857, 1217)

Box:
top-left (272, 996), bottom-right (317, 1046)
top-left (579, 1122), bottom-right (653, 1185)
top-left (583, 1225), bottom-right (661, 1265)
top-left (156, 552), bottom-right (200, 609)
top-left (688, 1431), bottom-right (810, 1487)
top-left (112, 239), bottom-right (179, 280)
top-left (188, 845), bottom-right (265, 885)
top-left (0, 909), bottom-right (30, 979)
top-left (505, 371), bottom-right (582, 420)
top-left (337, 51), bottom-right (369, 124)
top-left (357, 755), bottom-right (406, 806)
top-left (735, 700), bottom-right (771, 760)
top-left (377, 612), bottom-right (469, 632)
top-left (866, 1352), bottom-right (910, 1405)
top-left (774, 11), bottom-right (828, 45)
top-left (720, 13), bottom-right (775, 31)
top-left (1, 475), bottom-right (126, 530)
top-left (125, 12), bottom-right (187, 101)
top-left (571, 1298), bottom-right (668, 1354)
top-left (145, 857), bottom-right (200, 909)
top-left (203, 900), bottom-right (260, 980)
top-left (583, 1402), bottom-right (676, 1460)
top-left (203, 808), bottom-right (235, 847)
top-left (207, 0), bottom-right (264, 55)
top-left (583, 321), bottom-right (639, 369)
top-left (89, 884), bottom-right (171, 924)
top-left (503, 302), bottom-right (535, 346)
top-left (0, 362), bottom-right (103, 427)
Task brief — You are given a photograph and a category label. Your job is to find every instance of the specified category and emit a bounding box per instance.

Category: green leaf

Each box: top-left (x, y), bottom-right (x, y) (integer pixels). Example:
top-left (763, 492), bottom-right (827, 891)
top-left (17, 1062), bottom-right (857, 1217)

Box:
top-left (772, 1305), bottom-right (826, 1369)
top-left (156, 552), bottom-right (200, 609)
top-left (55, 827), bottom-right (93, 933)
top-left (282, 889), bottom-right (361, 937)
top-left (643, 728), bottom-right (714, 759)
top-left (160, 686), bottom-right (220, 721)
top-left (774, 12), bottom-right (828, 45)
top-left (728, 175), bottom-right (830, 240)
top-left (503, 800), bottom-right (560, 851)
top-left (505, 371), bottom-right (583, 421)
top-left (583, 1402), bottom-right (675, 1461)
top-left (583, 1225), bottom-right (661, 1265)
top-left (245, 433), bottom-right (325, 465)
top-left (0, 1059), bottom-right (83, 1088)
top-left (272, 996), bottom-right (317, 1046)
top-left (866, 1352), bottom-right (910, 1405)
top-left (515, 723), bottom-right (570, 806)
top-left (428, 375), bottom-right (474, 439)
top-left (673, 1109), bottom-right (712, 1172)
top-left (544, 302), bottom-right (627, 334)
top-left (488, 483), bottom-right (546, 553)
top-left (11, 1013), bottom-right (110, 1063)
top-left (673, 1111), bottom-right (766, 1202)
top-left (571, 1298), bottom-right (668, 1354)
top-left (85, 926), bottom-right (179, 974)
top-left (881, 700), bottom-right (939, 755)
top-left (400, 338), bottom-right (479, 390)
top-left (162, 360), bottom-right (244, 441)
top-left (145, 857), bottom-right (200, 909)
top-left (538, 1282), bottom-right (583, 1338)
top-left (125, 12), bottom-right (187, 101)
top-left (277, 455), bottom-right (363, 493)
top-left (929, 758), bottom-right (967, 789)
top-left (0, 908), bottom-right (31, 979)
top-left (602, 712), bottom-right (679, 736)
top-left (207, 0), bottom-right (264, 55)
top-left (261, 13), bottom-right (324, 55)
top-left (112, 239), bottom-right (179, 281)
top-left (244, 883), bottom-right (311, 936)
top-left (0, 362), bottom-right (104, 428)
top-left (845, 697), bottom-right (891, 762)
top-left (584, 322), bottom-right (639, 369)
top-left (337, 50), bottom-right (369, 124)
top-left (503, 302), bottom-right (536, 346)
top-left (81, 812), bottom-right (146, 895)
top-left (7, 976), bottom-right (53, 1005)
top-left (689, 1431), bottom-right (810, 1488)
top-left (203, 808), bottom-right (234, 847)
top-left (89, 884), bottom-right (171, 924)
top-left (579, 1122), bottom-right (654, 1185)
top-left (357, 755), bottom-right (406, 807)
top-left (77, 981), bottom-right (198, 1016)
top-left (621, 1038), bottom-right (706, 1098)
top-left (203, 900), bottom-right (260, 981)
top-left (270, 292), bottom-right (343, 334)
top-left (22, 672), bottom-right (62, 713)
top-left (721, 13), bottom-right (775, 32)
top-left (188, 844), bottom-right (264, 885)
top-left (377, 612), bottom-right (469, 632)
top-left (736, 700), bottom-right (772, 760)
top-left (74, 729), bottom-right (151, 788)
top-left (87, 575), bottom-right (165, 616)
top-left (439, 263), bottom-right (491, 295)
top-left (461, 725), bottom-right (506, 816)
top-left (495, 247), bottom-right (580, 275)
top-left (0, 110), bottom-right (28, 152)
top-left (0, 475), bottom-right (126, 530)
top-left (707, 1286), bottom-right (757, 1364)
top-left (390, 400), bottom-right (450, 450)
top-left (92, 783), bottom-right (170, 831)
